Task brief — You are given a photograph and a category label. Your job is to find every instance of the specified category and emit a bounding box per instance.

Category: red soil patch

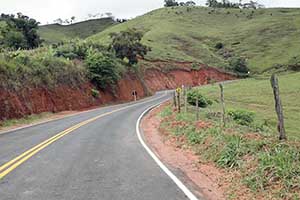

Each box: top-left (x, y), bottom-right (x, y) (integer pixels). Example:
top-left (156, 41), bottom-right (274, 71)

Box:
top-left (141, 103), bottom-right (229, 200)
top-left (0, 60), bottom-right (235, 121)
top-left (0, 73), bottom-right (145, 121)
top-left (143, 61), bottom-right (235, 92)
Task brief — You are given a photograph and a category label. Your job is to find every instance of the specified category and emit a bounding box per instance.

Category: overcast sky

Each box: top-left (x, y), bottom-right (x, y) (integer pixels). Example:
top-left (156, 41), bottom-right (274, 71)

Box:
top-left (1, 0), bottom-right (300, 24)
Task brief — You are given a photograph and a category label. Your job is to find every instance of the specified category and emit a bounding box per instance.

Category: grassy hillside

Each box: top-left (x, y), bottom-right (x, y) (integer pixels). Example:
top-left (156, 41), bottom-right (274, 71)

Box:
top-left (159, 73), bottom-right (300, 198)
top-left (89, 7), bottom-right (300, 73)
top-left (39, 18), bottom-right (116, 44)
top-left (195, 72), bottom-right (300, 140)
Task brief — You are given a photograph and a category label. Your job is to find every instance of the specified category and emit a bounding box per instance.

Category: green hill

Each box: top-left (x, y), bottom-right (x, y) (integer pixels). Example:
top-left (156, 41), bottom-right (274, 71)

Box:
top-left (39, 18), bottom-right (116, 44)
top-left (196, 72), bottom-right (300, 140)
top-left (89, 7), bottom-right (300, 73)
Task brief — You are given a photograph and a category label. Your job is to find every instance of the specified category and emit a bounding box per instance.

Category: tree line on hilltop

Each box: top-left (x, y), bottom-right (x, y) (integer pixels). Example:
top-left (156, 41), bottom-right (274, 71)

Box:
top-left (164, 0), bottom-right (264, 9)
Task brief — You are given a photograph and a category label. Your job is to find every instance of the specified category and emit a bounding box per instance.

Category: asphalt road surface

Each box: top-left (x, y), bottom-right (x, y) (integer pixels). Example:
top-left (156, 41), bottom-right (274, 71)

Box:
top-left (0, 91), bottom-right (199, 200)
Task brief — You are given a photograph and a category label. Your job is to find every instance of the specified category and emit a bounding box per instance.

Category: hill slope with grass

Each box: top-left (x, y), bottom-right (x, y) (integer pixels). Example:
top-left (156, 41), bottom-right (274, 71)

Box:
top-left (196, 72), bottom-right (300, 140)
top-left (39, 18), bottom-right (116, 44)
top-left (89, 7), bottom-right (300, 73)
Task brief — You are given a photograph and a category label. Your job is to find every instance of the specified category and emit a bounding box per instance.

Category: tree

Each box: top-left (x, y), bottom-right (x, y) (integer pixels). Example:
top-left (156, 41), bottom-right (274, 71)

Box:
top-left (206, 0), bottom-right (219, 7)
top-left (105, 12), bottom-right (113, 18)
top-left (0, 13), bottom-right (41, 49)
top-left (242, 1), bottom-right (264, 9)
top-left (116, 18), bottom-right (128, 23)
top-left (0, 21), bottom-right (8, 44)
top-left (71, 16), bottom-right (76, 24)
top-left (206, 0), bottom-right (239, 8)
top-left (185, 1), bottom-right (196, 6)
top-left (229, 57), bottom-right (249, 74)
top-left (109, 29), bottom-right (151, 65)
top-left (3, 30), bottom-right (27, 49)
top-left (54, 18), bottom-right (63, 24)
top-left (164, 0), bottom-right (179, 7)
top-left (64, 19), bottom-right (70, 25)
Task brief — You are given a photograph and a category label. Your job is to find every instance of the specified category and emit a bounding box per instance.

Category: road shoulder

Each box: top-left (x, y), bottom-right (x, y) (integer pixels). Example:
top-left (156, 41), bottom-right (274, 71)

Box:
top-left (141, 102), bottom-right (228, 200)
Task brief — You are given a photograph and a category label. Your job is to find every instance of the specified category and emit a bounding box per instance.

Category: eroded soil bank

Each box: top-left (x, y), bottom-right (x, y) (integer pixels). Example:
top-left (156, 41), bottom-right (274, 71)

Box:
top-left (143, 60), bottom-right (235, 92)
top-left (0, 73), bottom-right (146, 121)
top-left (0, 62), bottom-right (235, 121)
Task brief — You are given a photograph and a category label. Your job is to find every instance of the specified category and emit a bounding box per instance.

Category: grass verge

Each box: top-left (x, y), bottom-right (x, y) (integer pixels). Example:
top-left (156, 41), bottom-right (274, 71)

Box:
top-left (0, 112), bottom-right (54, 131)
top-left (159, 73), bottom-right (300, 199)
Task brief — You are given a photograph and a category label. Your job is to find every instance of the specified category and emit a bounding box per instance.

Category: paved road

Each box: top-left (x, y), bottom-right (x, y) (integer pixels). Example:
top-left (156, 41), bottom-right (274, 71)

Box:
top-left (0, 91), bottom-right (197, 200)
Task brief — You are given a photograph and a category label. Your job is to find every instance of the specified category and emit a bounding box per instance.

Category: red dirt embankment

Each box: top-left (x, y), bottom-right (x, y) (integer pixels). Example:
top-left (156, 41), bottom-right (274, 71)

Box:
top-left (143, 61), bottom-right (235, 92)
top-left (0, 61), bottom-right (235, 121)
top-left (0, 73), bottom-right (146, 121)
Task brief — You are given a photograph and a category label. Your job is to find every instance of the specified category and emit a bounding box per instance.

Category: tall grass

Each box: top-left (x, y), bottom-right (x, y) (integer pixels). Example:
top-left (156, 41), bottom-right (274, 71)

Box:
top-left (160, 104), bottom-right (300, 199)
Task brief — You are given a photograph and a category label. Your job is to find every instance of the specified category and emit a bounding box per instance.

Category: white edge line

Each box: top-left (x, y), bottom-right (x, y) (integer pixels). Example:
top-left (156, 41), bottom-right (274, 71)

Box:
top-left (136, 98), bottom-right (199, 200)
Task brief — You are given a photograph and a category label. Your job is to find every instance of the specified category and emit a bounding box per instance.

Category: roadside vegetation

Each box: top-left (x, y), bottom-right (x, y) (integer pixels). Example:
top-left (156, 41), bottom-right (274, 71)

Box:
top-left (0, 13), bottom-right (42, 50)
top-left (0, 112), bottom-right (54, 130)
top-left (159, 72), bottom-right (300, 199)
top-left (0, 11), bottom-right (150, 92)
top-left (2, 3), bottom-right (300, 93)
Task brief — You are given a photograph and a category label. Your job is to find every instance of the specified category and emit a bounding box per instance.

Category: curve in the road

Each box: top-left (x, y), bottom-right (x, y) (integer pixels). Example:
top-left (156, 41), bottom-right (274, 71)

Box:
top-left (136, 103), bottom-right (199, 200)
top-left (0, 91), bottom-right (200, 200)
top-left (0, 93), bottom-right (167, 180)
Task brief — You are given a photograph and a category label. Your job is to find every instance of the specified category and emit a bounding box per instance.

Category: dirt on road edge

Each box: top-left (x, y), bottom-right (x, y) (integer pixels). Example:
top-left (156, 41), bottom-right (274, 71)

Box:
top-left (141, 102), bottom-right (233, 200)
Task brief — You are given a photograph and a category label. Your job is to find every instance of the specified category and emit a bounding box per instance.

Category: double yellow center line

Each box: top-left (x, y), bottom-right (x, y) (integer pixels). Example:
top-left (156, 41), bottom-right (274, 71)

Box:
top-left (0, 98), bottom-right (142, 180)
top-left (0, 93), bottom-right (167, 180)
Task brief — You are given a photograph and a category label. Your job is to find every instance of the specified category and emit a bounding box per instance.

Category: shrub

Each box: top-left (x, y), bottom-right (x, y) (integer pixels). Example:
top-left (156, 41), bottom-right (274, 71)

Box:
top-left (187, 130), bottom-right (205, 145)
top-left (0, 48), bottom-right (87, 90)
top-left (54, 40), bottom-right (106, 60)
top-left (229, 57), bottom-right (250, 74)
top-left (91, 89), bottom-right (100, 98)
top-left (85, 49), bottom-right (124, 89)
top-left (228, 109), bottom-right (255, 126)
top-left (187, 89), bottom-right (213, 108)
top-left (217, 135), bottom-right (244, 168)
top-left (54, 40), bottom-right (88, 60)
top-left (215, 42), bottom-right (224, 50)
top-left (13, 51), bottom-right (30, 65)
top-left (287, 55), bottom-right (300, 71)
top-left (191, 63), bottom-right (201, 70)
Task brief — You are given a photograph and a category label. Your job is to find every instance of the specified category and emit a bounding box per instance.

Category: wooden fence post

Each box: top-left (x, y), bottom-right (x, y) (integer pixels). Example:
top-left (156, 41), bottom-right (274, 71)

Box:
top-left (270, 74), bottom-right (287, 140)
top-left (219, 84), bottom-right (226, 127)
top-left (184, 88), bottom-right (188, 113)
top-left (173, 91), bottom-right (177, 108)
top-left (196, 97), bottom-right (200, 121)
top-left (177, 91), bottom-right (181, 113)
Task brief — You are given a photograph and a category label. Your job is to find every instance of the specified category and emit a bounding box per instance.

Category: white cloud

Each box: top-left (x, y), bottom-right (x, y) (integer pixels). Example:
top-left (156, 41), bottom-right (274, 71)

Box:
top-left (1, 0), bottom-right (300, 24)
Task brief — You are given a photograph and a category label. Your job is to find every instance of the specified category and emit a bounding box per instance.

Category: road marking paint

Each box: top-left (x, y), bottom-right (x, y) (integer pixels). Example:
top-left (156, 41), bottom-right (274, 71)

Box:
top-left (0, 92), bottom-right (167, 136)
top-left (136, 102), bottom-right (199, 200)
top-left (0, 92), bottom-right (168, 180)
